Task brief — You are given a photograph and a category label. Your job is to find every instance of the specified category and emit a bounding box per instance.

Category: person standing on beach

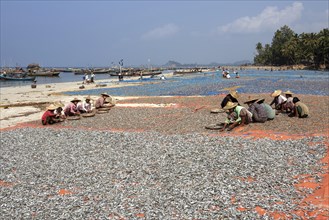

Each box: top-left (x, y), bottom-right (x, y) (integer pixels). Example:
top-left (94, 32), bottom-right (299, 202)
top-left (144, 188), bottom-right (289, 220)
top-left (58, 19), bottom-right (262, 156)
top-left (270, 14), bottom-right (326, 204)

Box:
top-left (270, 90), bottom-right (287, 114)
top-left (90, 71), bottom-right (95, 83)
top-left (219, 101), bottom-right (252, 132)
top-left (220, 90), bottom-right (240, 109)
top-left (41, 104), bottom-right (62, 125)
top-left (64, 98), bottom-right (81, 116)
top-left (289, 97), bottom-right (309, 118)
top-left (244, 97), bottom-right (267, 123)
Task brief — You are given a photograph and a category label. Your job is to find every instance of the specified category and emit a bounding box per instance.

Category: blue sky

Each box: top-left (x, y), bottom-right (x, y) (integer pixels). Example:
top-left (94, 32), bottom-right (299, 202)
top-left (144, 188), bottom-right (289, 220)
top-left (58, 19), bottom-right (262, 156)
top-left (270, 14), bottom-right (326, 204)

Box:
top-left (1, 1), bottom-right (328, 67)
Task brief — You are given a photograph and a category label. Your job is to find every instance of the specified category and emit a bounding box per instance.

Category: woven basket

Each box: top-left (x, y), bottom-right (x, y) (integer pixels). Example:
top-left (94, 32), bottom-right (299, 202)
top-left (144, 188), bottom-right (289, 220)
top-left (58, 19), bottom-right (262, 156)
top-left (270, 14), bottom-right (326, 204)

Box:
top-left (82, 112), bottom-right (96, 117)
top-left (205, 123), bottom-right (225, 130)
top-left (66, 116), bottom-right (81, 120)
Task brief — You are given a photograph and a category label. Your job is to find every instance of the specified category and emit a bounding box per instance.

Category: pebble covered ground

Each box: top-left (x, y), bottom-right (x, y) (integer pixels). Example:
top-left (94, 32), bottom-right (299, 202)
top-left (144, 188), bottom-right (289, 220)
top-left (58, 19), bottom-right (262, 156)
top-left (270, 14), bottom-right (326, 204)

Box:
top-left (1, 70), bottom-right (329, 219)
top-left (1, 94), bottom-right (329, 219)
top-left (1, 127), bottom-right (327, 219)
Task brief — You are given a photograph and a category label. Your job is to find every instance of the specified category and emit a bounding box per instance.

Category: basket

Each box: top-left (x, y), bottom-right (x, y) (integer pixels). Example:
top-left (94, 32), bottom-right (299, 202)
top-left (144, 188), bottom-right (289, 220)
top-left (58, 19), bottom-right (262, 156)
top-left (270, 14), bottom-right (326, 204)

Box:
top-left (66, 116), bottom-right (81, 120)
top-left (210, 108), bottom-right (225, 114)
top-left (205, 123), bottom-right (225, 130)
top-left (82, 112), bottom-right (96, 117)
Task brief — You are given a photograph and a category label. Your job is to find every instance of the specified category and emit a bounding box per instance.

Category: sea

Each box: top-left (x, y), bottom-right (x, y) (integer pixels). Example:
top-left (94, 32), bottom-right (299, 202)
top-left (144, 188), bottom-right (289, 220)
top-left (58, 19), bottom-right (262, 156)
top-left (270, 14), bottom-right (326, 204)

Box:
top-left (1, 70), bottom-right (328, 96)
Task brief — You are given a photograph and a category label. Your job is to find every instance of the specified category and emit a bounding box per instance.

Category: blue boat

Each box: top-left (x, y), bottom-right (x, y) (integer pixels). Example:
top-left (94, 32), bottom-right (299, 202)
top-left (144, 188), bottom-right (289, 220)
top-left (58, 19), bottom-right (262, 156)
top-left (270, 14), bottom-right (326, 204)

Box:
top-left (0, 74), bottom-right (36, 81)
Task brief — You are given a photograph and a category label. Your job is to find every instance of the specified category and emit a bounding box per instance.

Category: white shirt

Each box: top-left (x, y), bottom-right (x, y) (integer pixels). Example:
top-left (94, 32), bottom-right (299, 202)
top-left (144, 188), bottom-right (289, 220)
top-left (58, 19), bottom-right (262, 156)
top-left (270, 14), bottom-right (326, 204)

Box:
top-left (77, 101), bottom-right (93, 112)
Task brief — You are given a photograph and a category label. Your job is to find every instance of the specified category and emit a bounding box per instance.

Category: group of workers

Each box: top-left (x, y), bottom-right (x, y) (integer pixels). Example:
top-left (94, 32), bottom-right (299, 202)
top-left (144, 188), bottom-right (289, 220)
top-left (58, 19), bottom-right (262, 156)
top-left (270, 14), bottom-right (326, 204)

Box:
top-left (41, 93), bottom-right (114, 125)
top-left (217, 89), bottom-right (309, 131)
top-left (82, 72), bottom-right (95, 84)
top-left (221, 69), bottom-right (240, 79)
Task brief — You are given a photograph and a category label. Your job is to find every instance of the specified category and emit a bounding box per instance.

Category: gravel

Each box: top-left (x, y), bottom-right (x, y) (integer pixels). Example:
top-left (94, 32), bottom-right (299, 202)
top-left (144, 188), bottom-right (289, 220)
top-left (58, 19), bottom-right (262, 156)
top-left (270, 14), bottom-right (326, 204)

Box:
top-left (1, 127), bottom-right (327, 219)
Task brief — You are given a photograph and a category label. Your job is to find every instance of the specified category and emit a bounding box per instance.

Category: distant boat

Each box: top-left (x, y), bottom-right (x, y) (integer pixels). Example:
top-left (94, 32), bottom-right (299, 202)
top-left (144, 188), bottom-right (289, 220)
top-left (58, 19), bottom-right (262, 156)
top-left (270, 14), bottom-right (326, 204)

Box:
top-left (138, 70), bottom-right (162, 77)
top-left (173, 68), bottom-right (200, 75)
top-left (0, 74), bottom-right (36, 81)
top-left (93, 68), bottom-right (110, 74)
top-left (27, 71), bottom-right (60, 77)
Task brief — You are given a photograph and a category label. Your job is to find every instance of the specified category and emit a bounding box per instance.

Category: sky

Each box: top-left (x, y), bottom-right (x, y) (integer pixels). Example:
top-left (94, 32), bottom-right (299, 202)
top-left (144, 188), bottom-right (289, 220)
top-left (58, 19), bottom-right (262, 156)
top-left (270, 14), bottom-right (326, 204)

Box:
top-left (1, 0), bottom-right (328, 67)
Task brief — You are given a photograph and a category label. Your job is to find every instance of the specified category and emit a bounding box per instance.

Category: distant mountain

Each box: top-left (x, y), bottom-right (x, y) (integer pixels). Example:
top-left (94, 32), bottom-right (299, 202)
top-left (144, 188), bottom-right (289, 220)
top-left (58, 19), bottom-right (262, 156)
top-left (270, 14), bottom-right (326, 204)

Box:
top-left (162, 60), bottom-right (252, 68)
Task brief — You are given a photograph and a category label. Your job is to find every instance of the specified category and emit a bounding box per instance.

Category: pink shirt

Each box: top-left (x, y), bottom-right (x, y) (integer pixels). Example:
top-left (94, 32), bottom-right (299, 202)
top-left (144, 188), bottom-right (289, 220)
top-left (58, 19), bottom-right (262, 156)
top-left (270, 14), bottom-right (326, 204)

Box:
top-left (64, 103), bottom-right (79, 115)
top-left (95, 97), bottom-right (106, 108)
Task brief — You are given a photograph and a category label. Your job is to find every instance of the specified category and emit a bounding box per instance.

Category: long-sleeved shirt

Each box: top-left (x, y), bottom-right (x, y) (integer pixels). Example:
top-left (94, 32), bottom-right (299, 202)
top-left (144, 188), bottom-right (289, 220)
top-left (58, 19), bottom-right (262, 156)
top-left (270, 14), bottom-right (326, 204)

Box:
top-left (41, 110), bottom-right (56, 125)
top-left (260, 103), bottom-right (275, 120)
top-left (64, 103), bottom-right (79, 116)
top-left (270, 95), bottom-right (287, 107)
top-left (248, 103), bottom-right (268, 123)
top-left (95, 97), bottom-right (106, 109)
top-left (77, 101), bottom-right (93, 112)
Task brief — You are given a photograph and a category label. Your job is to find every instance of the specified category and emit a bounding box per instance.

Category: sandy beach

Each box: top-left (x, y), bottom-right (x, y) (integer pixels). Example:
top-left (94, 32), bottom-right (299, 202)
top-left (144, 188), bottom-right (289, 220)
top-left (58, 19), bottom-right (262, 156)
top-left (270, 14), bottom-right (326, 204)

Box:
top-left (1, 73), bottom-right (328, 219)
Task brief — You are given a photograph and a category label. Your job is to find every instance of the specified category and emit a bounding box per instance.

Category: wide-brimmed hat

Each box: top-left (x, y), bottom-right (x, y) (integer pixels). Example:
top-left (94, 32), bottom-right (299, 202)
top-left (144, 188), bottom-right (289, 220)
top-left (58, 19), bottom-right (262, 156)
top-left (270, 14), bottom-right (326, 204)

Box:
top-left (244, 96), bottom-right (259, 104)
top-left (229, 90), bottom-right (239, 99)
top-left (47, 104), bottom-right (57, 110)
top-left (101, 93), bottom-right (110, 97)
top-left (85, 95), bottom-right (92, 100)
top-left (54, 101), bottom-right (65, 108)
top-left (284, 90), bottom-right (294, 95)
top-left (223, 101), bottom-right (238, 110)
top-left (71, 98), bottom-right (81, 103)
top-left (256, 98), bottom-right (265, 104)
top-left (271, 90), bottom-right (282, 97)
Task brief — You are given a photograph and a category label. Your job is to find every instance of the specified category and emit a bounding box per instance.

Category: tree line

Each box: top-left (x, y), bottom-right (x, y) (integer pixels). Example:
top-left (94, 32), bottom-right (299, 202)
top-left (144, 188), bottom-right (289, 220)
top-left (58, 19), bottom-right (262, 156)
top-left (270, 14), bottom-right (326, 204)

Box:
top-left (254, 25), bottom-right (329, 69)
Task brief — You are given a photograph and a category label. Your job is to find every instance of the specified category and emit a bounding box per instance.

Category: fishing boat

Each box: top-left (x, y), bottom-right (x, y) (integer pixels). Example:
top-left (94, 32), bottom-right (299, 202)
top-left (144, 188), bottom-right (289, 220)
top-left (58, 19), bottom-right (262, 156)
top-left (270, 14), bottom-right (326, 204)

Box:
top-left (93, 68), bottom-right (110, 74)
top-left (138, 70), bottom-right (162, 77)
top-left (173, 68), bottom-right (201, 75)
top-left (0, 74), bottom-right (36, 81)
top-left (27, 71), bottom-right (60, 77)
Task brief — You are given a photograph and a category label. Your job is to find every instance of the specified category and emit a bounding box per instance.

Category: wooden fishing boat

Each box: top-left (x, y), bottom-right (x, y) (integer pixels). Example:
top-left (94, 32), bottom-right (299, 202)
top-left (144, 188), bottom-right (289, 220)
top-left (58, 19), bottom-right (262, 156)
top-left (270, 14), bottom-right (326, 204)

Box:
top-left (173, 68), bottom-right (201, 75)
top-left (93, 68), bottom-right (109, 74)
top-left (27, 71), bottom-right (60, 77)
top-left (138, 70), bottom-right (162, 77)
top-left (0, 74), bottom-right (36, 81)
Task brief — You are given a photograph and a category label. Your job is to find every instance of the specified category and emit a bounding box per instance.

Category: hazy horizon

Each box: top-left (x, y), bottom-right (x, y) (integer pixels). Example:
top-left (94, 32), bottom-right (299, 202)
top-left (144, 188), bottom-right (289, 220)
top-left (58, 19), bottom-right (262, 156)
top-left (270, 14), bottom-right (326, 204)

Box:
top-left (1, 1), bottom-right (328, 67)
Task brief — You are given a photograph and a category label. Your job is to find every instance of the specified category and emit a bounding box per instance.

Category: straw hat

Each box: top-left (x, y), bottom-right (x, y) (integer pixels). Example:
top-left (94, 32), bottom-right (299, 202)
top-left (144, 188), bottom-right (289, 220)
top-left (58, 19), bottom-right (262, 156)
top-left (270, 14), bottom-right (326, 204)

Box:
top-left (54, 101), bottom-right (64, 108)
top-left (101, 93), bottom-right (110, 97)
top-left (70, 98), bottom-right (81, 102)
top-left (223, 101), bottom-right (238, 110)
top-left (244, 96), bottom-right (259, 104)
top-left (284, 90), bottom-right (294, 95)
top-left (271, 90), bottom-right (282, 97)
top-left (229, 90), bottom-right (239, 99)
top-left (46, 104), bottom-right (57, 110)
top-left (257, 98), bottom-right (265, 104)
top-left (85, 95), bottom-right (92, 100)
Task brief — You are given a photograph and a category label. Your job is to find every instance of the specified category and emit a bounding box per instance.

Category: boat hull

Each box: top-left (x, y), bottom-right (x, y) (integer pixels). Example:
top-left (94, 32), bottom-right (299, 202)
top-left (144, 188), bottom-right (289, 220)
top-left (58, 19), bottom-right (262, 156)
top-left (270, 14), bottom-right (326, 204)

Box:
top-left (0, 75), bottom-right (36, 81)
top-left (27, 71), bottom-right (60, 77)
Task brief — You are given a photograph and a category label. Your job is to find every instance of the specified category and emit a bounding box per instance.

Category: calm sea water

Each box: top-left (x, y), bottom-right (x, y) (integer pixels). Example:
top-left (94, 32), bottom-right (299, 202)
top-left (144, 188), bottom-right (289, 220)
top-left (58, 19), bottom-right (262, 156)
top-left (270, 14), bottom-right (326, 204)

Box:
top-left (0, 72), bottom-right (113, 88)
top-left (1, 70), bottom-right (328, 96)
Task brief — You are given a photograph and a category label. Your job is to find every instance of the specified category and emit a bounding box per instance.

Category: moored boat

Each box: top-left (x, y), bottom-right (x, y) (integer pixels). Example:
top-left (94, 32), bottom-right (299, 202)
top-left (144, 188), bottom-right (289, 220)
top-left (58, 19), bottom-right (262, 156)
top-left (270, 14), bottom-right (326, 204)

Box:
top-left (173, 68), bottom-right (201, 75)
top-left (27, 71), bottom-right (60, 77)
top-left (0, 74), bottom-right (36, 81)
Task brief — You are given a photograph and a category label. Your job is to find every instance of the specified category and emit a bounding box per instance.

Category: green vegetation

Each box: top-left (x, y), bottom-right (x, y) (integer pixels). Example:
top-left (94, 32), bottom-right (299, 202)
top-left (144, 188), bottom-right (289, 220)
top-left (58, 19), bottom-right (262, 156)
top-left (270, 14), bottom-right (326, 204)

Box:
top-left (254, 25), bottom-right (329, 69)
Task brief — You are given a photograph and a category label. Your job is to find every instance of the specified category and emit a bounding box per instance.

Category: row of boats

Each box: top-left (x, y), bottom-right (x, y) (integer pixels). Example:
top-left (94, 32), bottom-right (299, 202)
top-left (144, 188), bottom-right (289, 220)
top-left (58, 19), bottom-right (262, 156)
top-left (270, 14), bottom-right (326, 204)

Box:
top-left (0, 65), bottom-right (215, 81)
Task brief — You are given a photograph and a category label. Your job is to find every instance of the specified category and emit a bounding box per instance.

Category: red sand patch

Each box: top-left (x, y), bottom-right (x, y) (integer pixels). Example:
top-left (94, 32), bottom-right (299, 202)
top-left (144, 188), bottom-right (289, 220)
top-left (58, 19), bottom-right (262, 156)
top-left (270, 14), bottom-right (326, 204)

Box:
top-left (0, 180), bottom-right (15, 187)
top-left (58, 189), bottom-right (74, 196)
